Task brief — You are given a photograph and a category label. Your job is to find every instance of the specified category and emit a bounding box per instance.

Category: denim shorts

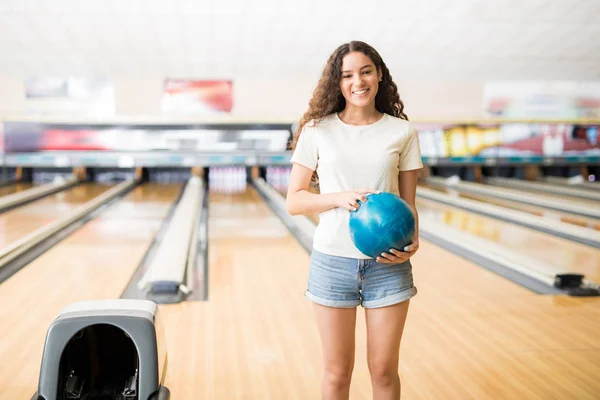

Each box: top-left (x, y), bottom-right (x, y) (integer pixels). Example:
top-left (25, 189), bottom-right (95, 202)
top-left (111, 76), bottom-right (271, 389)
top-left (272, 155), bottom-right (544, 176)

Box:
top-left (305, 249), bottom-right (417, 309)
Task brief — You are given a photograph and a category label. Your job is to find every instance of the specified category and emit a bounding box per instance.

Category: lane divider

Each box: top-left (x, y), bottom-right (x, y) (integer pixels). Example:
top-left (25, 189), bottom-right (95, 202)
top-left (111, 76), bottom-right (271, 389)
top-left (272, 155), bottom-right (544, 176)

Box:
top-left (486, 177), bottom-right (600, 201)
top-left (184, 182), bottom-right (209, 301)
top-left (544, 176), bottom-right (600, 192)
top-left (0, 177), bottom-right (80, 213)
top-left (137, 177), bottom-right (204, 299)
top-left (420, 218), bottom-right (562, 287)
top-left (0, 180), bottom-right (138, 270)
top-left (417, 186), bottom-right (600, 248)
top-left (426, 176), bottom-right (600, 219)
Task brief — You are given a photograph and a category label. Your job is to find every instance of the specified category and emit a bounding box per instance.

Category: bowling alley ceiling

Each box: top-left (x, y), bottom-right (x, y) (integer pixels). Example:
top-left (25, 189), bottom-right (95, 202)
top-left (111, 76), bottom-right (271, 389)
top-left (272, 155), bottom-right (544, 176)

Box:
top-left (0, 0), bottom-right (598, 80)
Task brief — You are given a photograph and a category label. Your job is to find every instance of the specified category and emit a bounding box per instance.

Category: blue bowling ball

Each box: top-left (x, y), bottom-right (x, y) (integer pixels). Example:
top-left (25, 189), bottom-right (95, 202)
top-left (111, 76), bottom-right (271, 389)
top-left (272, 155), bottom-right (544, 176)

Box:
top-left (349, 192), bottom-right (415, 258)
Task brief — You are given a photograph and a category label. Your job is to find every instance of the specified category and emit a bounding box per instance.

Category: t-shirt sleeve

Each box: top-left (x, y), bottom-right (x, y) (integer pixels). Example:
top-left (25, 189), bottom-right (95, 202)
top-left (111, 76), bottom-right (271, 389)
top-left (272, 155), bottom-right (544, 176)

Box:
top-left (398, 124), bottom-right (424, 171)
top-left (290, 124), bottom-right (318, 171)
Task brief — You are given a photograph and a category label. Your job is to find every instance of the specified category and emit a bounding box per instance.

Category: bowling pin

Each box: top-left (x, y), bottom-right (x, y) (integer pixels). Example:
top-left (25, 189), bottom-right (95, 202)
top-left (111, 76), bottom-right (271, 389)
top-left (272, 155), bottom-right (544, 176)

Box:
top-left (277, 167), bottom-right (283, 191)
top-left (238, 167), bottom-right (246, 193)
top-left (284, 167), bottom-right (291, 190)
top-left (233, 167), bottom-right (240, 193)
top-left (213, 167), bottom-right (221, 193)
top-left (542, 125), bottom-right (553, 156)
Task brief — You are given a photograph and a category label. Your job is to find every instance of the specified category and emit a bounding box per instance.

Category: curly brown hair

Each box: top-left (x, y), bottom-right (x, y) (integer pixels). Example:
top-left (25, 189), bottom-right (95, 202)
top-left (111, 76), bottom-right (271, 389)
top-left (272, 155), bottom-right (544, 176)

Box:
top-left (291, 41), bottom-right (408, 151)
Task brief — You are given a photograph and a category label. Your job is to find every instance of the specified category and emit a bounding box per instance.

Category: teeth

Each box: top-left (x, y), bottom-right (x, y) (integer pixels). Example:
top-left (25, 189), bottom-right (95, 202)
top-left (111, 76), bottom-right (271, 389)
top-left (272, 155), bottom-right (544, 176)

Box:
top-left (353, 89), bottom-right (368, 95)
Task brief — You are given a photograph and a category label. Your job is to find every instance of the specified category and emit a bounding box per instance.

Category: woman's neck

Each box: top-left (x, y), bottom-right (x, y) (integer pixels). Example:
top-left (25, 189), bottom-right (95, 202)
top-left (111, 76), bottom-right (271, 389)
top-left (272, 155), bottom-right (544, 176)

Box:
top-left (338, 106), bottom-right (382, 126)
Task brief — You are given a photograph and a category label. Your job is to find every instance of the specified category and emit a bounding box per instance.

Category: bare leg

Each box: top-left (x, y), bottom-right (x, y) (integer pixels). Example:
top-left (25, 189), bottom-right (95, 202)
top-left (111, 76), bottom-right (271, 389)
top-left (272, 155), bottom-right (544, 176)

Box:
top-left (313, 303), bottom-right (357, 400)
top-left (365, 300), bottom-right (411, 400)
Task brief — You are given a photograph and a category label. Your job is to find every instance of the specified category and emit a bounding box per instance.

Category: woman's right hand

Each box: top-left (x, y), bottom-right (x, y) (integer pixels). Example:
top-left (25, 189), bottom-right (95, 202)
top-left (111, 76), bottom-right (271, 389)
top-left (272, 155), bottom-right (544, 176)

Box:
top-left (336, 189), bottom-right (380, 211)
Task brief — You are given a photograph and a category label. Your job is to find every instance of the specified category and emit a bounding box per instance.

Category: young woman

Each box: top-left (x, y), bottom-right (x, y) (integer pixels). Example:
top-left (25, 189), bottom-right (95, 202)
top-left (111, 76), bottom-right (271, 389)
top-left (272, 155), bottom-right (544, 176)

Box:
top-left (286, 41), bottom-right (423, 400)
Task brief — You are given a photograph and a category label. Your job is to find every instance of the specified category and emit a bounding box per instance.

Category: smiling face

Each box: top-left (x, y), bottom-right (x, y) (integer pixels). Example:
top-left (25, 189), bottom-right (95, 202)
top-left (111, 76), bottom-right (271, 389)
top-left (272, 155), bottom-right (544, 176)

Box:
top-left (339, 51), bottom-right (382, 110)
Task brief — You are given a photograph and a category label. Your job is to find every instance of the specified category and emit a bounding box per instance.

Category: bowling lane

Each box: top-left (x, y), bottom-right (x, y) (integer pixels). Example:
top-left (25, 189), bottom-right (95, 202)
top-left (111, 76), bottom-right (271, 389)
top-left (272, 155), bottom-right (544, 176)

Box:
top-left (543, 176), bottom-right (600, 192)
top-left (421, 183), bottom-right (600, 231)
top-left (0, 182), bottom-right (33, 198)
top-left (0, 183), bottom-right (181, 400)
top-left (0, 183), bottom-right (113, 249)
top-left (160, 184), bottom-right (600, 399)
top-left (417, 197), bottom-right (600, 283)
top-left (163, 186), bottom-right (322, 399)
top-left (483, 181), bottom-right (600, 209)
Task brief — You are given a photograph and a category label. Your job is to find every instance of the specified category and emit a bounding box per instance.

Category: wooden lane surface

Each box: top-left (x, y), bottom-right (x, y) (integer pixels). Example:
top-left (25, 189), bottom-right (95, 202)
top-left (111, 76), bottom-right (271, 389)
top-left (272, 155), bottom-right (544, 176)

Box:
top-left (417, 197), bottom-right (600, 283)
top-left (420, 183), bottom-right (600, 231)
top-left (163, 186), bottom-right (318, 399)
top-left (160, 187), bottom-right (600, 399)
top-left (0, 184), bottom-right (112, 250)
top-left (0, 183), bottom-right (33, 198)
top-left (401, 243), bottom-right (600, 400)
top-left (0, 183), bottom-right (181, 399)
top-left (483, 182), bottom-right (600, 211)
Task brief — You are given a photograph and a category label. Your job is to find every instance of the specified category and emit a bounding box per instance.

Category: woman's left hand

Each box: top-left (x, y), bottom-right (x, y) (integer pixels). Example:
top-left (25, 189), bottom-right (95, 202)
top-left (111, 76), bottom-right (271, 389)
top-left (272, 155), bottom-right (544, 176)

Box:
top-left (376, 240), bottom-right (419, 263)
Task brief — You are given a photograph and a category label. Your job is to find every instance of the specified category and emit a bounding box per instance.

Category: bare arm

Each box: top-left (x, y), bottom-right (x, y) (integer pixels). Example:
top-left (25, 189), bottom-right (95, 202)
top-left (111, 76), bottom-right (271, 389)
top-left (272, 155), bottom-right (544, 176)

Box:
top-left (285, 163), bottom-right (379, 216)
top-left (285, 163), bottom-right (338, 215)
top-left (377, 168), bottom-right (421, 263)
top-left (398, 169), bottom-right (419, 241)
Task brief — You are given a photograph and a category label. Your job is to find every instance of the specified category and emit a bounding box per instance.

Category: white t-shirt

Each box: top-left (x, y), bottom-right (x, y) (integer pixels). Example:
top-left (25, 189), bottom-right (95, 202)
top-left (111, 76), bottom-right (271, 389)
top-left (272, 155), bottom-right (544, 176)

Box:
top-left (290, 112), bottom-right (423, 259)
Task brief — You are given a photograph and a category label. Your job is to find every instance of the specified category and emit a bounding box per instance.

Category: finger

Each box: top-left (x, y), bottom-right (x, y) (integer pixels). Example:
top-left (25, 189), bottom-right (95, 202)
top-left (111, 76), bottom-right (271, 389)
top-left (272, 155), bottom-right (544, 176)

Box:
top-left (347, 201), bottom-right (358, 212)
top-left (348, 194), bottom-right (359, 204)
top-left (389, 248), bottom-right (404, 256)
top-left (394, 250), bottom-right (416, 259)
top-left (379, 252), bottom-right (396, 260)
top-left (382, 250), bottom-right (412, 262)
top-left (376, 255), bottom-right (408, 263)
top-left (388, 248), bottom-right (415, 258)
top-left (351, 193), bottom-right (368, 202)
top-left (392, 246), bottom-right (416, 256)
top-left (403, 243), bottom-right (419, 252)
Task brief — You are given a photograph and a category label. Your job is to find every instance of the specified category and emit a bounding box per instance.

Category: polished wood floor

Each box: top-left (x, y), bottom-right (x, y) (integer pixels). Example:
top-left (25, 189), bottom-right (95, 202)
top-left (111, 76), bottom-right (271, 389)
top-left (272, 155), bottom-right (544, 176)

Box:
top-left (417, 198), bottom-right (600, 283)
top-left (0, 183), bottom-right (599, 399)
top-left (0, 182), bottom-right (32, 198)
top-left (160, 186), bottom-right (600, 399)
top-left (494, 184), bottom-right (600, 210)
top-left (422, 183), bottom-right (600, 231)
top-left (0, 184), bottom-right (111, 249)
top-left (0, 183), bottom-right (181, 399)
